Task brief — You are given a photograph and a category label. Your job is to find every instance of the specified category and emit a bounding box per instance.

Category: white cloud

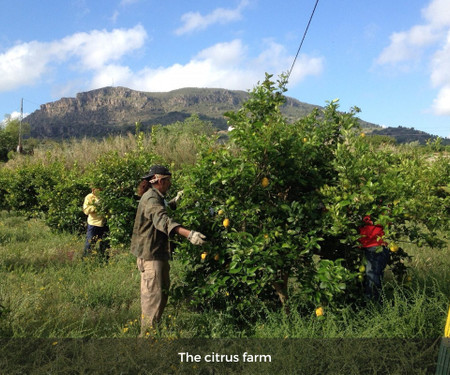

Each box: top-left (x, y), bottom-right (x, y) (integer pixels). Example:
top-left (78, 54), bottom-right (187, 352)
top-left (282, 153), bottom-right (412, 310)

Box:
top-left (430, 31), bottom-right (450, 87)
top-left (287, 54), bottom-right (324, 83)
top-left (60, 25), bottom-right (147, 70)
top-left (0, 41), bottom-right (50, 91)
top-left (0, 25), bottom-right (147, 92)
top-left (422, 0), bottom-right (450, 27)
top-left (376, 0), bottom-right (450, 115)
top-left (432, 86), bottom-right (450, 115)
top-left (431, 31), bottom-right (450, 114)
top-left (0, 23), bottom-right (323, 105)
top-left (376, 25), bottom-right (439, 65)
top-left (8, 111), bottom-right (27, 120)
top-left (195, 40), bottom-right (246, 67)
top-left (376, 0), bottom-right (449, 65)
top-left (89, 38), bottom-right (323, 93)
top-left (175, 0), bottom-right (249, 35)
top-left (90, 64), bottom-right (134, 89)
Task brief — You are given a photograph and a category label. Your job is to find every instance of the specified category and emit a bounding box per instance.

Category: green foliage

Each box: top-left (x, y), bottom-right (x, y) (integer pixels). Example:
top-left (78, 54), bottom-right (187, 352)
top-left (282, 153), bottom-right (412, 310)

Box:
top-left (38, 168), bottom-right (90, 233)
top-left (172, 75), bottom-right (362, 314)
top-left (3, 160), bottom-right (66, 217)
top-left (0, 168), bottom-right (13, 211)
top-left (0, 130), bottom-right (16, 161)
top-left (364, 134), bottom-right (397, 147)
top-left (0, 118), bottom-right (33, 161)
top-left (0, 114), bottom-right (216, 247)
top-left (150, 114), bottom-right (216, 168)
top-left (319, 130), bottom-right (449, 249)
top-left (87, 150), bottom-right (160, 247)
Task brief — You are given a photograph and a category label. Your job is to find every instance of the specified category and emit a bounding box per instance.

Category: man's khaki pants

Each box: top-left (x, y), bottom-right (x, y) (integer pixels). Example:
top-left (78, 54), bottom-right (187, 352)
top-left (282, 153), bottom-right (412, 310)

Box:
top-left (137, 258), bottom-right (170, 336)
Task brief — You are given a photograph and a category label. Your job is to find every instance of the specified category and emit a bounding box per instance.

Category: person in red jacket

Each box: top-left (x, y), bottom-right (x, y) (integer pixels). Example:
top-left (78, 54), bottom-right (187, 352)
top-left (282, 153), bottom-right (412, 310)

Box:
top-left (358, 215), bottom-right (390, 302)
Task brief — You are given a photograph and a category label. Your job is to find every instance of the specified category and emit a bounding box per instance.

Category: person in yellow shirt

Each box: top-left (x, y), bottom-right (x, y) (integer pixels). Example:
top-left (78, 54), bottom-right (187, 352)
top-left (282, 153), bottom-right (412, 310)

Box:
top-left (83, 188), bottom-right (109, 260)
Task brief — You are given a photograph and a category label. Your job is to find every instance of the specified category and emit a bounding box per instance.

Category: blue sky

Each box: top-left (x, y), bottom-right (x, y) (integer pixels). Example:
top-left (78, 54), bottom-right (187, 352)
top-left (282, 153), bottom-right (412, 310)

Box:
top-left (1, 0), bottom-right (449, 138)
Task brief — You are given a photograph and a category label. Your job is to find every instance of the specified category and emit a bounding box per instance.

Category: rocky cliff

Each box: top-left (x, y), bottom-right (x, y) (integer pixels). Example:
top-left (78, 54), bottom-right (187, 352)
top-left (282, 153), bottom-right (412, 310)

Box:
top-left (25, 86), bottom-right (322, 139)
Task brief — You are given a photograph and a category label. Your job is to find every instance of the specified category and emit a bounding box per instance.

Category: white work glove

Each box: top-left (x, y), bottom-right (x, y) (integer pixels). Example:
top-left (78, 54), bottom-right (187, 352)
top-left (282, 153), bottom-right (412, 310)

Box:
top-left (188, 231), bottom-right (206, 246)
top-left (167, 190), bottom-right (184, 209)
top-left (174, 190), bottom-right (184, 203)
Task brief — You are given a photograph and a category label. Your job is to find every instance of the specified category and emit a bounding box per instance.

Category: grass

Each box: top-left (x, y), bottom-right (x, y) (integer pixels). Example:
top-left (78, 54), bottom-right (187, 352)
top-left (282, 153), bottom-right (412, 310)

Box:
top-left (0, 211), bottom-right (449, 339)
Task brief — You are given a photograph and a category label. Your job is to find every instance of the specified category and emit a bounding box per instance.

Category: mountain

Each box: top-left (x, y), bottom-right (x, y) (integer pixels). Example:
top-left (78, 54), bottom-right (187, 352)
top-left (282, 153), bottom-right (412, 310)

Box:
top-left (25, 86), bottom-right (325, 139)
top-left (26, 86), bottom-right (445, 144)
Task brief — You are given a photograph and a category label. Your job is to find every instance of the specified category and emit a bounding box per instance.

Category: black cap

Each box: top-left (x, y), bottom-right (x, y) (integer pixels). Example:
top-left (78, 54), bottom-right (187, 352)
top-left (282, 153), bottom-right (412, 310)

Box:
top-left (141, 165), bottom-right (171, 180)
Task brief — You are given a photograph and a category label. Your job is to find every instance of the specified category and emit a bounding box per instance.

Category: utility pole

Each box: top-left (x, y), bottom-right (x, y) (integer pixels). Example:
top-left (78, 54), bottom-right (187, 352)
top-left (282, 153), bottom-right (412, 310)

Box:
top-left (16, 98), bottom-right (23, 153)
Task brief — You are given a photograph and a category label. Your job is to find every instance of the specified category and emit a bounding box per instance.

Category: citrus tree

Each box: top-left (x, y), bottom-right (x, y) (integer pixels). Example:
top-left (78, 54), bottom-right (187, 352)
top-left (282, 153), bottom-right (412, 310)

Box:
top-left (319, 132), bottom-right (449, 281)
top-left (172, 74), bottom-right (449, 317)
top-left (172, 74), bottom-right (363, 314)
top-left (38, 167), bottom-right (90, 233)
top-left (2, 160), bottom-right (66, 217)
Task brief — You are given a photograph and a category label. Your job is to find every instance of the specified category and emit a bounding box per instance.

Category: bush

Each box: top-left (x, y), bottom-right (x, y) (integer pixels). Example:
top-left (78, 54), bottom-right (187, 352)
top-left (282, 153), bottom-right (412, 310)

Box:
top-left (171, 74), bottom-right (449, 318)
top-left (3, 160), bottom-right (66, 217)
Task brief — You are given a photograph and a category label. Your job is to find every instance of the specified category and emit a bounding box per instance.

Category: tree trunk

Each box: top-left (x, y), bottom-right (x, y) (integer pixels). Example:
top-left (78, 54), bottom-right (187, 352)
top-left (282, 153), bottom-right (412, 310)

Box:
top-left (273, 272), bottom-right (290, 315)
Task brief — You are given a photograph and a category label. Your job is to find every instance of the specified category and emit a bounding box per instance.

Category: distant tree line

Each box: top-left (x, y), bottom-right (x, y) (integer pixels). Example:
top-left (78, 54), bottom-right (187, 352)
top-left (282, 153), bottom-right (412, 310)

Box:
top-left (372, 126), bottom-right (450, 146)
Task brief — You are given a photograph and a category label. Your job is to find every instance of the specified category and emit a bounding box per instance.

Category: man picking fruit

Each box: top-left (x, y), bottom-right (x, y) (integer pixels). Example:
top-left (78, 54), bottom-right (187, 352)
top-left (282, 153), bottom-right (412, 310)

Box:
top-left (130, 165), bottom-right (206, 336)
top-left (358, 215), bottom-right (390, 302)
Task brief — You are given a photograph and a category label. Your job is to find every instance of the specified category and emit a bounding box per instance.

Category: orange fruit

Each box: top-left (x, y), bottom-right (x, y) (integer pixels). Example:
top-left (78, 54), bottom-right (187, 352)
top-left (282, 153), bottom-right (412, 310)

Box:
top-left (223, 218), bottom-right (230, 228)
top-left (261, 177), bottom-right (269, 188)
top-left (201, 252), bottom-right (208, 260)
top-left (315, 307), bottom-right (324, 317)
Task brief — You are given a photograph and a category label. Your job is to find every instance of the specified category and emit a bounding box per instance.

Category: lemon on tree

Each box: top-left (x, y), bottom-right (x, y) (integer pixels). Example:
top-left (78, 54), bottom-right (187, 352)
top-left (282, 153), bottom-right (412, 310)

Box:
top-left (389, 243), bottom-right (399, 252)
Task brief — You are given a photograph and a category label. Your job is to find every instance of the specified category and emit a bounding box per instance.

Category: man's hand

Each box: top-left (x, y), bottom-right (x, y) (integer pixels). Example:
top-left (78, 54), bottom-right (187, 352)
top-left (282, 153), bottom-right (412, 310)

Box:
top-left (188, 231), bottom-right (206, 246)
top-left (174, 190), bottom-right (184, 203)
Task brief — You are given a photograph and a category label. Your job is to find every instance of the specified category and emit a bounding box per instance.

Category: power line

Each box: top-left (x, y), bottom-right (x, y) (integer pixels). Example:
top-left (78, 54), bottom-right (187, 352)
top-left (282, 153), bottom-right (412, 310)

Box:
top-left (22, 97), bottom-right (41, 107)
top-left (287, 0), bottom-right (320, 83)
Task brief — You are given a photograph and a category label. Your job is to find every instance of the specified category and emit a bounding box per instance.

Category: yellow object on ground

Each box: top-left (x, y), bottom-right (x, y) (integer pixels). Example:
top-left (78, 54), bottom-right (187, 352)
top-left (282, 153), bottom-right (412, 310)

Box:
top-left (445, 305), bottom-right (450, 338)
top-left (435, 305), bottom-right (450, 375)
